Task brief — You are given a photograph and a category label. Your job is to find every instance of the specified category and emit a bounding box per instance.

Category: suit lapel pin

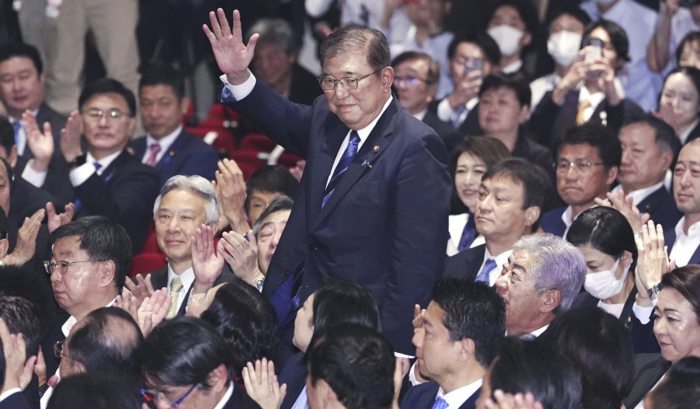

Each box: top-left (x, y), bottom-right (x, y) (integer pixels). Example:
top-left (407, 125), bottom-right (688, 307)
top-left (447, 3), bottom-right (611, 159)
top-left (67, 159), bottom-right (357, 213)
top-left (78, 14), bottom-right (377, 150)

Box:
top-left (362, 160), bottom-right (373, 169)
top-left (373, 145), bottom-right (380, 152)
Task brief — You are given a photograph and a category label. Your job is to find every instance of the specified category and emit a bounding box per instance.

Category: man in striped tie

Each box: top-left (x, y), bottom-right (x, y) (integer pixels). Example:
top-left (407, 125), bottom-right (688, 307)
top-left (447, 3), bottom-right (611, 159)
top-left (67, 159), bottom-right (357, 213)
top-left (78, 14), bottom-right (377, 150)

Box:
top-left (206, 9), bottom-right (451, 356)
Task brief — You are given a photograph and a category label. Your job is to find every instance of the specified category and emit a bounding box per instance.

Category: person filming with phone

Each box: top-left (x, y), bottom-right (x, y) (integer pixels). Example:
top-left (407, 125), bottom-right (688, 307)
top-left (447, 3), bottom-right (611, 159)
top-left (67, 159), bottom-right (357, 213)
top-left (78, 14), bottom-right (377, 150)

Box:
top-left (529, 19), bottom-right (645, 151)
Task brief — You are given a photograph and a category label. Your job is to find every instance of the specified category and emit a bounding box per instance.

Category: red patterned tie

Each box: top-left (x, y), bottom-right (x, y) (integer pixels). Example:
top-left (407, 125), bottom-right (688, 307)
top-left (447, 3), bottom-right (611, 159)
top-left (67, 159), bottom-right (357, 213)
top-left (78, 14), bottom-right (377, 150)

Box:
top-left (146, 143), bottom-right (161, 167)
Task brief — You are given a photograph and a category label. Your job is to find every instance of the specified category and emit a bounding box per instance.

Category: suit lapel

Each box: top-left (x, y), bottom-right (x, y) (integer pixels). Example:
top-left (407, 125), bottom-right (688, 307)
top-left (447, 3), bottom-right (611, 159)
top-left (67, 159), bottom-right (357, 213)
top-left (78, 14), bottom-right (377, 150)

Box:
top-left (689, 244), bottom-right (700, 265)
top-left (312, 100), bottom-right (400, 229)
top-left (307, 118), bottom-right (348, 222)
top-left (466, 246), bottom-right (486, 281)
top-left (156, 130), bottom-right (187, 170)
top-left (100, 150), bottom-right (131, 181)
top-left (460, 387), bottom-right (481, 409)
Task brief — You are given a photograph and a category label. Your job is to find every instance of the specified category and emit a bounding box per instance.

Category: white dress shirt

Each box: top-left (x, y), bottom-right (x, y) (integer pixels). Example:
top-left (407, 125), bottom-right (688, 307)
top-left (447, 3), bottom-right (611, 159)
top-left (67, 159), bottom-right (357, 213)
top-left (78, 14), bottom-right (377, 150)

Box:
top-left (578, 85), bottom-right (608, 124)
top-left (669, 217), bottom-right (700, 267)
top-left (22, 149), bottom-right (122, 188)
top-left (8, 108), bottom-right (38, 157)
top-left (291, 385), bottom-right (309, 409)
top-left (446, 213), bottom-right (485, 256)
top-left (142, 125), bottom-right (183, 164)
top-left (436, 97), bottom-right (479, 128)
top-left (436, 378), bottom-right (483, 409)
top-left (0, 389), bottom-right (22, 403)
top-left (213, 383), bottom-right (235, 409)
top-left (501, 60), bottom-right (523, 74)
top-left (167, 265), bottom-right (196, 313)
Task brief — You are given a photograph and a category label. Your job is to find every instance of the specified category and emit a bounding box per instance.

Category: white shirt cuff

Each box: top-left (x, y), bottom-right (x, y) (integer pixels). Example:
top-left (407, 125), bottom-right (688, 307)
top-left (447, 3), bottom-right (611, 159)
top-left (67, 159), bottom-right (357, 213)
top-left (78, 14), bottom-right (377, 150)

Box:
top-left (437, 98), bottom-right (456, 122)
top-left (21, 160), bottom-right (48, 187)
top-left (219, 72), bottom-right (257, 102)
top-left (0, 388), bottom-right (22, 403)
top-left (69, 162), bottom-right (96, 187)
top-left (408, 361), bottom-right (426, 386)
top-left (633, 299), bottom-right (657, 325)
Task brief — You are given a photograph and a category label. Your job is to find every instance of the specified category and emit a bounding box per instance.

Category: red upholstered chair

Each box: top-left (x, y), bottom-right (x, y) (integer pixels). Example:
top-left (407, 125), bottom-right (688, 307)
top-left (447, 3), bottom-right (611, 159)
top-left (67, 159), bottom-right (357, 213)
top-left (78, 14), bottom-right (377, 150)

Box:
top-left (129, 253), bottom-right (167, 277)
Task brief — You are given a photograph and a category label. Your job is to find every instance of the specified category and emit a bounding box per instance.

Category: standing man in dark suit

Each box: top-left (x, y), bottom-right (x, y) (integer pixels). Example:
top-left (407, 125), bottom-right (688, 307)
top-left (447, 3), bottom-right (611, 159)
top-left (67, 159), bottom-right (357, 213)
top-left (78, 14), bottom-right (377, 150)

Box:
top-left (614, 117), bottom-right (682, 232)
top-left (135, 317), bottom-right (260, 409)
top-left (19, 78), bottom-right (159, 254)
top-left (0, 43), bottom-right (66, 161)
top-left (391, 51), bottom-right (461, 152)
top-left (404, 279), bottom-right (504, 409)
top-left (205, 9), bottom-right (451, 355)
top-left (129, 65), bottom-right (219, 189)
top-left (443, 159), bottom-right (549, 285)
top-left (666, 139), bottom-right (700, 267)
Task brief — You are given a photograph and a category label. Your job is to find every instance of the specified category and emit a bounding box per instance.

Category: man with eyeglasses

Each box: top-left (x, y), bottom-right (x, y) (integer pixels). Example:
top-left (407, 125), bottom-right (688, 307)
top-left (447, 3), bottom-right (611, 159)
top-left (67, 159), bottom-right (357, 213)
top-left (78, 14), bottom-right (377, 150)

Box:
top-left (540, 124), bottom-right (621, 238)
top-left (390, 52), bottom-right (460, 152)
top-left (18, 78), bottom-right (159, 254)
top-left (134, 317), bottom-right (260, 409)
top-left (38, 216), bottom-right (132, 407)
top-left (205, 9), bottom-right (451, 356)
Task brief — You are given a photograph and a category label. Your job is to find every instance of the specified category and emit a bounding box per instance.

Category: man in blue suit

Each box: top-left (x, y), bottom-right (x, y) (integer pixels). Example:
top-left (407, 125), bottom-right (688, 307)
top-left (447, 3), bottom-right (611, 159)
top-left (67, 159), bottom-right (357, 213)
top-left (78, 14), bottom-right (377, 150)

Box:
top-left (403, 279), bottom-right (504, 409)
top-left (129, 64), bottom-right (219, 188)
top-left (204, 9), bottom-right (451, 355)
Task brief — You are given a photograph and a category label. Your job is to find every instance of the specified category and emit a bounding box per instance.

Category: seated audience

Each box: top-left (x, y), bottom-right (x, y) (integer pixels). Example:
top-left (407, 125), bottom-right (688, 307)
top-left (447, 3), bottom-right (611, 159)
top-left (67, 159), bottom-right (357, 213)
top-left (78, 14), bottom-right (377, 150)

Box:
top-left (47, 374), bottom-right (141, 409)
top-left (667, 139), bottom-right (700, 266)
top-left (541, 124), bottom-right (620, 237)
top-left (615, 116), bottom-right (682, 231)
top-left (446, 136), bottom-right (510, 255)
top-left (647, 0), bottom-right (700, 72)
top-left (129, 64), bottom-right (219, 188)
top-left (624, 265), bottom-right (700, 408)
top-left (496, 233), bottom-right (586, 337)
top-left (431, 32), bottom-right (500, 136)
top-left (0, 43), bottom-right (65, 161)
top-left (247, 18), bottom-right (322, 106)
top-left (39, 216), bottom-right (132, 400)
top-left (540, 307), bottom-right (635, 409)
top-left (134, 317), bottom-right (260, 409)
top-left (21, 78), bottom-right (159, 253)
top-left (478, 73), bottom-right (552, 166)
top-left (252, 195), bottom-right (293, 285)
top-left (656, 66), bottom-right (700, 145)
top-left (676, 31), bottom-right (700, 69)
top-left (580, 0), bottom-right (661, 112)
top-left (644, 357), bottom-right (700, 409)
top-left (529, 19), bottom-right (645, 151)
top-left (476, 337), bottom-right (582, 409)
top-left (403, 279), bottom-right (505, 409)
top-left (567, 207), bottom-right (658, 353)
top-left (388, 0), bottom-right (454, 99)
top-left (306, 324), bottom-right (395, 409)
top-left (485, 0), bottom-right (539, 78)
top-left (530, 6), bottom-right (591, 110)
top-left (391, 52), bottom-right (460, 152)
top-left (444, 158), bottom-right (550, 285)
top-left (277, 279), bottom-right (380, 409)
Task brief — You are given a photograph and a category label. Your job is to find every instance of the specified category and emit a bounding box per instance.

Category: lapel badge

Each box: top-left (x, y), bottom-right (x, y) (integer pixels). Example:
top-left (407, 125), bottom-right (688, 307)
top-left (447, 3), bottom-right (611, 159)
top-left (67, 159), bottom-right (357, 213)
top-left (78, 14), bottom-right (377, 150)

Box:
top-left (373, 145), bottom-right (380, 152)
top-left (362, 160), bottom-right (373, 169)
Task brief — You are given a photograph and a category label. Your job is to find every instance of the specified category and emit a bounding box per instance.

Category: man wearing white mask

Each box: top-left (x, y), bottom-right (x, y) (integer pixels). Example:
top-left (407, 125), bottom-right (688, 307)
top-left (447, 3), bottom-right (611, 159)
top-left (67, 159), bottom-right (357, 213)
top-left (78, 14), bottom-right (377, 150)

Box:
top-left (486, 0), bottom-right (539, 78)
top-left (530, 6), bottom-right (591, 111)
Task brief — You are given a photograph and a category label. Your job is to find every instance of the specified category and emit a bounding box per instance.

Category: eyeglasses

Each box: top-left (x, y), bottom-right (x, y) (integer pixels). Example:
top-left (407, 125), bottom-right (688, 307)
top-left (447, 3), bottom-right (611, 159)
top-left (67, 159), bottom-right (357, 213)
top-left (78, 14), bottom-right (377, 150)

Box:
top-left (318, 68), bottom-right (384, 90)
top-left (553, 161), bottom-right (605, 172)
top-left (393, 76), bottom-right (429, 86)
top-left (140, 384), bottom-right (199, 408)
top-left (53, 341), bottom-right (73, 360)
top-left (84, 108), bottom-right (130, 121)
top-left (43, 260), bottom-right (106, 275)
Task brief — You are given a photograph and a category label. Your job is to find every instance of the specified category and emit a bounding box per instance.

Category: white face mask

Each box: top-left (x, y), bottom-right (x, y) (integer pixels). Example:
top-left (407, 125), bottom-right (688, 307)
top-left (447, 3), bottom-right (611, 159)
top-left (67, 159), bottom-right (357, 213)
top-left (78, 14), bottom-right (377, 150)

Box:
top-left (487, 25), bottom-right (524, 57)
top-left (584, 257), bottom-right (630, 300)
top-left (547, 30), bottom-right (582, 67)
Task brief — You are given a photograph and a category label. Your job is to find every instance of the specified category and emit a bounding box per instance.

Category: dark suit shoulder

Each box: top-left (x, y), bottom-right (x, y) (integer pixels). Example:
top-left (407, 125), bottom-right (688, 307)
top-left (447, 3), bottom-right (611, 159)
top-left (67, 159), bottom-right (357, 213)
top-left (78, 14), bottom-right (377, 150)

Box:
top-left (638, 187), bottom-right (683, 232)
top-left (541, 207), bottom-right (567, 237)
top-left (422, 111), bottom-right (461, 153)
top-left (684, 121), bottom-right (700, 144)
top-left (142, 267), bottom-right (168, 289)
top-left (401, 381), bottom-right (440, 409)
top-left (0, 391), bottom-right (31, 409)
top-left (624, 353), bottom-right (671, 409)
top-left (443, 244), bottom-right (486, 280)
top-left (225, 384), bottom-right (262, 409)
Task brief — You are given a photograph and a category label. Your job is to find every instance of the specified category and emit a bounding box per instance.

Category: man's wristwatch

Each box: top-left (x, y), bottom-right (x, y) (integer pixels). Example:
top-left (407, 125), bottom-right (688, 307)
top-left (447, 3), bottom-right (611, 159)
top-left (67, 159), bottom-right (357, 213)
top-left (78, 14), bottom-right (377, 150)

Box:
top-left (68, 154), bottom-right (87, 169)
top-left (647, 283), bottom-right (662, 298)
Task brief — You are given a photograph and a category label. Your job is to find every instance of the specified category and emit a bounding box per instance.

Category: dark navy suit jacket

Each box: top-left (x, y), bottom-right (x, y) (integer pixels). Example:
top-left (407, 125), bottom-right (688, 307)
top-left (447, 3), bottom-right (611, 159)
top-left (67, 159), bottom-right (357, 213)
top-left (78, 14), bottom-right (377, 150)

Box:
top-left (665, 227), bottom-right (700, 265)
top-left (442, 244), bottom-right (486, 281)
top-left (0, 391), bottom-right (30, 409)
top-left (129, 128), bottom-right (219, 188)
top-left (422, 111), bottom-right (462, 153)
top-left (637, 186), bottom-right (683, 233)
top-left (278, 352), bottom-right (307, 409)
top-left (540, 207), bottom-right (567, 238)
top-left (400, 381), bottom-right (480, 409)
top-left (624, 354), bottom-right (670, 409)
top-left (226, 81), bottom-right (451, 354)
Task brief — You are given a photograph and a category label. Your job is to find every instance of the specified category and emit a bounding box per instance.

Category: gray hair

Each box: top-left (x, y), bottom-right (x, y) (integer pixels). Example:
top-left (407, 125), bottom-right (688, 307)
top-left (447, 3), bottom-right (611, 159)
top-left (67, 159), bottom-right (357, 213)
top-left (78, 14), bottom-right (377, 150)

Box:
top-left (513, 234), bottom-right (586, 313)
top-left (253, 196), bottom-right (294, 238)
top-left (153, 175), bottom-right (219, 224)
top-left (247, 18), bottom-right (300, 55)
top-left (320, 25), bottom-right (390, 72)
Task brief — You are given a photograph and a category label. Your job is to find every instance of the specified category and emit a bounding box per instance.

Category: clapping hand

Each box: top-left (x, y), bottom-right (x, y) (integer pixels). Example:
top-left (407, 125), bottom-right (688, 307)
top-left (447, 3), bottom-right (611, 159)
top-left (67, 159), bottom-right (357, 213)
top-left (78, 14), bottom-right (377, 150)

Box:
top-left (0, 318), bottom-right (36, 393)
top-left (137, 289), bottom-right (171, 336)
top-left (191, 225), bottom-right (225, 295)
top-left (219, 230), bottom-right (261, 286)
top-left (3, 208), bottom-right (44, 266)
top-left (22, 111), bottom-right (54, 173)
top-left (46, 202), bottom-right (74, 233)
top-left (635, 220), bottom-right (672, 306)
top-left (242, 358), bottom-right (286, 409)
top-left (214, 159), bottom-right (248, 234)
top-left (124, 273), bottom-right (156, 310)
top-left (595, 190), bottom-right (649, 233)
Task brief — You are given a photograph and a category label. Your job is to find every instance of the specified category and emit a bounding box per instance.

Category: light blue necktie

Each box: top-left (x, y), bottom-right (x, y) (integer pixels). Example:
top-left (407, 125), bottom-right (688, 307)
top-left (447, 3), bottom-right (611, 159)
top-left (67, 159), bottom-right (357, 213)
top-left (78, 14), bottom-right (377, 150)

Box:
top-left (322, 130), bottom-right (361, 208)
top-left (475, 258), bottom-right (496, 284)
top-left (11, 120), bottom-right (21, 146)
top-left (450, 105), bottom-right (467, 129)
top-left (432, 396), bottom-right (449, 409)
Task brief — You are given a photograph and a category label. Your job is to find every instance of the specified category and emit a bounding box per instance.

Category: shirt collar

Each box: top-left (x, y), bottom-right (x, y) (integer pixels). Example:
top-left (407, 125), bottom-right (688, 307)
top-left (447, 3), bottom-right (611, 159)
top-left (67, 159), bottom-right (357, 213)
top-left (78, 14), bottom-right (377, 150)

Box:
top-left (61, 297), bottom-right (118, 337)
top-left (86, 150), bottom-right (123, 175)
top-left (613, 181), bottom-right (664, 207)
top-left (354, 96), bottom-right (393, 144)
top-left (146, 125), bottom-right (183, 152)
top-left (212, 383), bottom-right (235, 409)
top-left (679, 119), bottom-right (699, 145)
top-left (676, 216), bottom-right (700, 238)
top-left (483, 246), bottom-right (513, 268)
top-left (502, 60), bottom-right (523, 74)
top-left (167, 265), bottom-right (196, 289)
top-left (7, 108), bottom-right (40, 124)
top-left (413, 108), bottom-right (428, 121)
top-left (437, 378), bottom-right (483, 407)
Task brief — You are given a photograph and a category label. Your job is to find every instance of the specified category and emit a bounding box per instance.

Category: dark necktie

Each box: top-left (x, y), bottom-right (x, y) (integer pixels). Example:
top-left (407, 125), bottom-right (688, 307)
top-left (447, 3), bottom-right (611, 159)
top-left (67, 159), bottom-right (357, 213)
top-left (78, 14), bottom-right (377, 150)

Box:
top-left (457, 214), bottom-right (477, 252)
top-left (322, 130), bottom-right (361, 208)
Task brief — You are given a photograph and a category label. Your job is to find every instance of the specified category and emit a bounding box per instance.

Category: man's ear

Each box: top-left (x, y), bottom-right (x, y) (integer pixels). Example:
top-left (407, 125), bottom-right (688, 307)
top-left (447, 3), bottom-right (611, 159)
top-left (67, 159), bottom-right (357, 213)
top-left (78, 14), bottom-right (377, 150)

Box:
top-left (458, 338), bottom-right (476, 362)
top-left (518, 104), bottom-right (529, 124)
top-left (0, 238), bottom-right (9, 260)
top-left (179, 96), bottom-right (192, 117)
top-left (100, 260), bottom-right (116, 287)
top-left (381, 67), bottom-right (395, 92)
top-left (318, 379), bottom-right (339, 405)
top-left (523, 206), bottom-right (540, 228)
top-left (72, 359), bottom-right (87, 374)
top-left (606, 166), bottom-right (619, 186)
top-left (205, 364), bottom-right (229, 392)
top-left (540, 289), bottom-right (562, 313)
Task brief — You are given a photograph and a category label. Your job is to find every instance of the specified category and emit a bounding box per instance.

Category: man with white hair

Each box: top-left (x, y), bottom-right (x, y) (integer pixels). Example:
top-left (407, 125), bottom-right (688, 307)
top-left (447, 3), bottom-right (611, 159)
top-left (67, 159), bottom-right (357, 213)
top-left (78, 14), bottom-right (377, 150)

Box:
top-left (138, 175), bottom-right (234, 318)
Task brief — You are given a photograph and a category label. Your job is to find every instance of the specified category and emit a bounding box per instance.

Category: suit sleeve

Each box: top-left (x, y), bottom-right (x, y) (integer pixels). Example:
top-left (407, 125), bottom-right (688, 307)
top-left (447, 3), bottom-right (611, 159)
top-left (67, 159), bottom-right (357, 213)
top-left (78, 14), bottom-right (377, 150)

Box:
top-left (0, 391), bottom-right (30, 409)
top-left (177, 142), bottom-right (219, 182)
top-left (383, 132), bottom-right (451, 354)
top-left (527, 91), bottom-right (561, 147)
top-left (224, 80), bottom-right (314, 158)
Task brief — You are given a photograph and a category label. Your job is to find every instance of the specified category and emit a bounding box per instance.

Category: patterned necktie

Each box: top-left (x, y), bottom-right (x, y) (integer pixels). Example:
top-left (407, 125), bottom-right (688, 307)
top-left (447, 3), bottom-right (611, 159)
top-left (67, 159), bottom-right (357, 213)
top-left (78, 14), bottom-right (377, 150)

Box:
top-left (322, 131), bottom-right (361, 208)
top-left (11, 120), bottom-right (21, 146)
top-left (146, 143), bottom-right (161, 167)
top-left (475, 258), bottom-right (496, 284)
top-left (457, 215), bottom-right (477, 252)
top-left (431, 396), bottom-right (449, 409)
top-left (165, 277), bottom-right (183, 319)
top-left (450, 105), bottom-right (467, 129)
top-left (576, 100), bottom-right (592, 125)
